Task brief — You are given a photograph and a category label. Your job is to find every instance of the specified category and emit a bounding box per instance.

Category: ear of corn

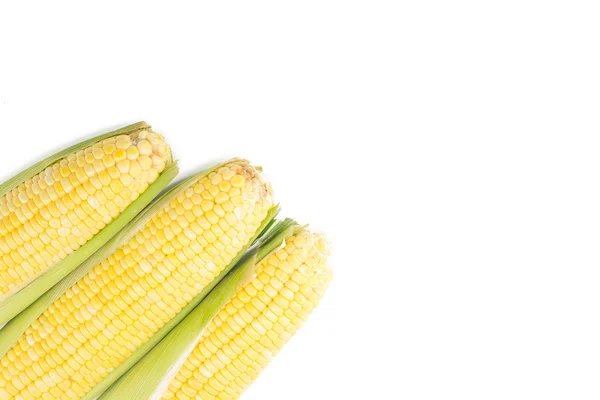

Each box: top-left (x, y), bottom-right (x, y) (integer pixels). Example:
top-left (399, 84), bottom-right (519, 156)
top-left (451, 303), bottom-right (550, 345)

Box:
top-left (163, 227), bottom-right (332, 400)
top-left (99, 219), bottom-right (298, 400)
top-left (0, 121), bottom-right (176, 326)
top-left (0, 159), bottom-right (275, 400)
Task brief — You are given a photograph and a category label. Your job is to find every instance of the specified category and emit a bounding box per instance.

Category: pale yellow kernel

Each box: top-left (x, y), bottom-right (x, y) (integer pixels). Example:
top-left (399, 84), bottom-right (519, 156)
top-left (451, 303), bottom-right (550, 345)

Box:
top-left (116, 137), bottom-right (131, 149)
top-left (103, 142), bottom-right (117, 154)
top-left (127, 146), bottom-right (140, 160)
top-left (139, 260), bottom-right (152, 274)
top-left (92, 146), bottom-right (104, 159)
top-left (201, 200), bottom-right (214, 212)
top-left (117, 159), bottom-right (131, 174)
top-left (138, 140), bottom-right (153, 156)
top-left (137, 155), bottom-right (152, 171)
top-left (120, 174), bottom-right (134, 187)
top-left (58, 228), bottom-right (70, 237)
top-left (102, 154), bottom-right (116, 168)
top-left (147, 169), bottom-right (160, 183)
top-left (114, 148), bottom-right (127, 162)
top-left (230, 175), bottom-right (245, 188)
top-left (129, 161), bottom-right (142, 177)
top-left (107, 166), bottom-right (120, 180)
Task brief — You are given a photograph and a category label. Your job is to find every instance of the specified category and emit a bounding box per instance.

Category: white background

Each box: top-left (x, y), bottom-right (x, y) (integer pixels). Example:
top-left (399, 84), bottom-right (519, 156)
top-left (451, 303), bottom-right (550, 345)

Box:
top-left (1, 1), bottom-right (600, 399)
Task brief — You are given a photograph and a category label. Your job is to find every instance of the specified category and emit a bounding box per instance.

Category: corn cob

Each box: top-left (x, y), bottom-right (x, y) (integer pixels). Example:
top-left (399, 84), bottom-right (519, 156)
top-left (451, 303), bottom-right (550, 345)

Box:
top-left (0, 160), bottom-right (274, 400)
top-left (0, 122), bottom-right (176, 326)
top-left (162, 228), bottom-right (331, 399)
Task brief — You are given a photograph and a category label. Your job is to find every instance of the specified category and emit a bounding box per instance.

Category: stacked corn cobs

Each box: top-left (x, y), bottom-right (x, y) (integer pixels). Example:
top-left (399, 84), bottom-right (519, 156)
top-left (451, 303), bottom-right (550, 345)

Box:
top-left (0, 123), bottom-right (332, 400)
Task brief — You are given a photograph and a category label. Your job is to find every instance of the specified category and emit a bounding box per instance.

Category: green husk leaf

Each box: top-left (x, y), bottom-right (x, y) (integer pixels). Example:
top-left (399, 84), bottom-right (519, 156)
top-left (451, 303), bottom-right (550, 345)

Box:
top-left (80, 169), bottom-right (280, 400)
top-left (0, 122), bottom-right (176, 326)
top-left (0, 162), bottom-right (179, 355)
top-left (99, 219), bottom-right (298, 400)
top-left (255, 218), bottom-right (299, 261)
